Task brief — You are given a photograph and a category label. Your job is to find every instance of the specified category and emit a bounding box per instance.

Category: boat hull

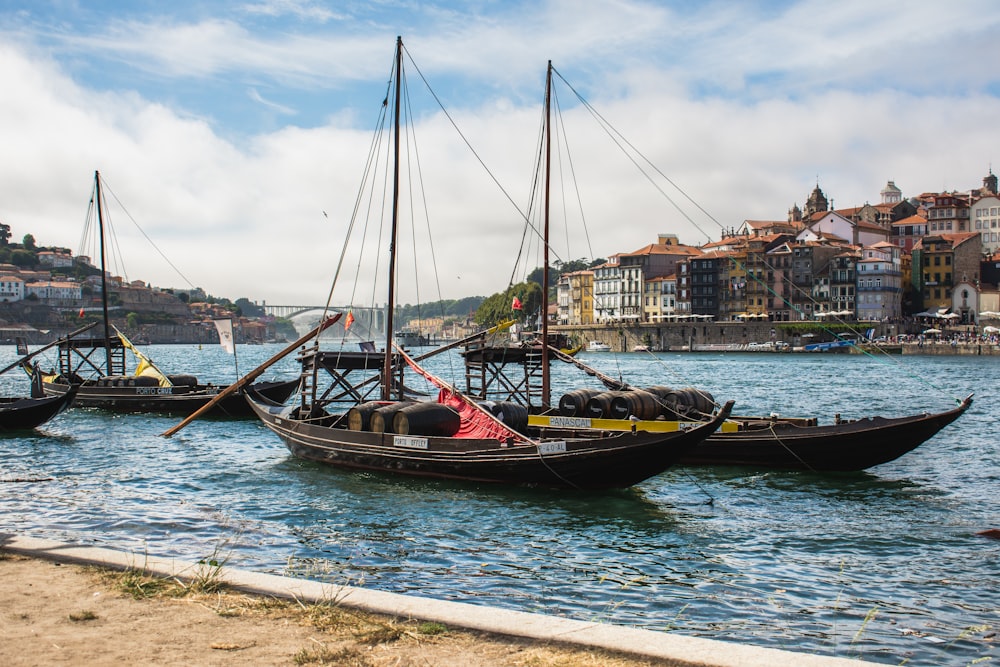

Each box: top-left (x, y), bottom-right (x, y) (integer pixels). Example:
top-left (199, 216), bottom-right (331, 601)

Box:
top-left (0, 389), bottom-right (77, 431)
top-left (683, 396), bottom-right (972, 471)
top-left (41, 378), bottom-right (298, 417)
top-left (247, 394), bottom-right (733, 490)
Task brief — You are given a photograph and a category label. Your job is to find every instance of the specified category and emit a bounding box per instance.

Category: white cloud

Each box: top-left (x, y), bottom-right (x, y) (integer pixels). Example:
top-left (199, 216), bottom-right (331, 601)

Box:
top-left (0, 0), bottom-right (998, 309)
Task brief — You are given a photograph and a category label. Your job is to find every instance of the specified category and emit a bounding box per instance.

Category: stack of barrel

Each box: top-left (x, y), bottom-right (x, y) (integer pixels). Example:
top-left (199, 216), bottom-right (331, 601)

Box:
top-left (346, 400), bottom-right (460, 437)
top-left (345, 399), bottom-right (529, 437)
top-left (558, 386), bottom-right (714, 421)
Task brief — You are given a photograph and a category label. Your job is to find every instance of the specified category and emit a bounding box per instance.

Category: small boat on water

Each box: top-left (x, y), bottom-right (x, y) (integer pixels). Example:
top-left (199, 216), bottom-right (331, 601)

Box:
top-left (0, 389), bottom-right (77, 432)
top-left (587, 341), bottom-right (611, 352)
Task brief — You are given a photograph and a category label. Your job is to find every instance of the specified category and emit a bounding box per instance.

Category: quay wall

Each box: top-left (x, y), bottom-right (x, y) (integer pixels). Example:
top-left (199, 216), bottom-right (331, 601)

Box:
top-left (552, 322), bottom-right (878, 352)
top-left (552, 322), bottom-right (1000, 355)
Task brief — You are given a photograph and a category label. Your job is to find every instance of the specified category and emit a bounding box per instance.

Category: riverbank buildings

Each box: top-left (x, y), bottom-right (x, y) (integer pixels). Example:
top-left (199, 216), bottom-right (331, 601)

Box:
top-left (557, 171), bottom-right (996, 327)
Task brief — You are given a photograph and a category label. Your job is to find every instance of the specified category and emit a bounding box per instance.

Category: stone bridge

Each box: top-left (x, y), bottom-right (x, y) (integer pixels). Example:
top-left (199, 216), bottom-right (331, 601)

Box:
top-left (261, 304), bottom-right (386, 339)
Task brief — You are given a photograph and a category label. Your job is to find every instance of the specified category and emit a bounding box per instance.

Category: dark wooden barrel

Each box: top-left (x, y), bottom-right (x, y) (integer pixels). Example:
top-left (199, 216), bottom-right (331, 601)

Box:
top-left (609, 389), bottom-right (662, 420)
top-left (370, 401), bottom-right (416, 433)
top-left (659, 389), bottom-right (686, 419)
top-left (558, 389), bottom-right (603, 416)
top-left (392, 403), bottom-right (461, 436)
top-left (689, 388), bottom-right (715, 414)
top-left (488, 401), bottom-right (528, 433)
top-left (167, 374), bottom-right (198, 387)
top-left (644, 385), bottom-right (673, 399)
top-left (585, 391), bottom-right (627, 418)
top-left (347, 401), bottom-right (387, 431)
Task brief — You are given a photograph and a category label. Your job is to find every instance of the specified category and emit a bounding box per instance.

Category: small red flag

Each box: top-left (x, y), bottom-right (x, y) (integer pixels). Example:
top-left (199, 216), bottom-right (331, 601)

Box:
top-left (344, 310), bottom-right (355, 331)
top-left (78, 307), bottom-right (85, 317)
top-left (512, 296), bottom-right (522, 311)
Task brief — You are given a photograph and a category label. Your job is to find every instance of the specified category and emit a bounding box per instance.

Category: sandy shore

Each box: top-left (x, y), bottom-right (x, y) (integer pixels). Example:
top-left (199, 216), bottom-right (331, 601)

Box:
top-left (0, 553), bottom-right (657, 666)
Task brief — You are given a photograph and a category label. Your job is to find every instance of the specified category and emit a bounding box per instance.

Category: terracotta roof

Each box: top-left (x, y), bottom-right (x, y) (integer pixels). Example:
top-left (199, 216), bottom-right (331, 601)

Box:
top-left (621, 243), bottom-right (703, 257)
top-left (892, 214), bottom-right (927, 227)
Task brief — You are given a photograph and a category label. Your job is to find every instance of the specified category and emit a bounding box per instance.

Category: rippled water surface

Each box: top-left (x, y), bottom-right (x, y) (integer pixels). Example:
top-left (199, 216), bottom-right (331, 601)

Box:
top-left (1, 343), bottom-right (997, 666)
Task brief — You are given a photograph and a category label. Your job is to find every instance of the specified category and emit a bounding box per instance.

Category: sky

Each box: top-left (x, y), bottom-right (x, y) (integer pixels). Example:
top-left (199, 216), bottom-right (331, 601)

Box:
top-left (1, 0), bottom-right (999, 309)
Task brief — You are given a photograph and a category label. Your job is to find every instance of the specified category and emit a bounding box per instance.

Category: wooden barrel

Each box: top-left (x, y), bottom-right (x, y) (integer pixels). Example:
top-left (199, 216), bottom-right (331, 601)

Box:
top-left (346, 401), bottom-right (387, 431)
top-left (167, 374), bottom-right (198, 387)
top-left (675, 387), bottom-right (714, 415)
top-left (609, 389), bottom-right (662, 420)
top-left (489, 401), bottom-right (528, 433)
top-left (643, 385), bottom-right (673, 399)
top-left (585, 391), bottom-right (626, 418)
top-left (558, 389), bottom-right (603, 416)
top-left (659, 389), bottom-right (686, 419)
top-left (392, 402), bottom-right (461, 436)
top-left (690, 388), bottom-right (715, 414)
top-left (370, 401), bottom-right (416, 433)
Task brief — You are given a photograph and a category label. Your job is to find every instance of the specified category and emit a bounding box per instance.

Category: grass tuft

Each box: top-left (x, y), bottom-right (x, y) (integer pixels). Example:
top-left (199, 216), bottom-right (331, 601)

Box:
top-left (68, 610), bottom-right (98, 622)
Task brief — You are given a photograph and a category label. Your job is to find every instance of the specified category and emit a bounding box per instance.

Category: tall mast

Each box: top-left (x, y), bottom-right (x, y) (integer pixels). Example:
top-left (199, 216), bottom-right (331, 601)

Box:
top-left (94, 170), bottom-right (113, 374)
top-left (541, 61), bottom-right (552, 408)
top-left (382, 36), bottom-right (403, 400)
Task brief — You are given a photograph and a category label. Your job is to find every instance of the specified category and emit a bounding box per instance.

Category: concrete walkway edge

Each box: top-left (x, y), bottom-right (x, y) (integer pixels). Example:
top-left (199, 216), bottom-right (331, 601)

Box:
top-left (1, 534), bottom-right (881, 667)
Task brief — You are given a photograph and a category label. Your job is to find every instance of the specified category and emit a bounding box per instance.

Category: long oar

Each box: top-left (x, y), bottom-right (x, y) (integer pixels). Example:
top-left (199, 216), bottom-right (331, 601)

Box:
top-left (161, 315), bottom-right (341, 437)
top-left (0, 321), bottom-right (99, 376)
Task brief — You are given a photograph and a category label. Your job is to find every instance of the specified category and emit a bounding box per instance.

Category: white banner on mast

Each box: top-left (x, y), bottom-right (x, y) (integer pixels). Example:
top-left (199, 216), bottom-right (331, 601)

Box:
top-left (214, 318), bottom-right (236, 355)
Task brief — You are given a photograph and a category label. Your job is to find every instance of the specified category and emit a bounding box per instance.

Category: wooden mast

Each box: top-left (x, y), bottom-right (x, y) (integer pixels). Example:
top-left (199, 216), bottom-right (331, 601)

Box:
top-left (94, 170), bottom-right (113, 374)
top-left (541, 61), bottom-right (552, 408)
top-left (382, 36), bottom-right (403, 401)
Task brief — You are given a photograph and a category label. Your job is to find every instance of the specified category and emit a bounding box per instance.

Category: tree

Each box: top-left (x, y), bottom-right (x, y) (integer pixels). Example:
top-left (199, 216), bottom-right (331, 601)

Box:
top-left (474, 281), bottom-right (542, 327)
top-left (22, 234), bottom-right (36, 250)
top-left (0, 223), bottom-right (10, 246)
top-left (10, 249), bottom-right (35, 267)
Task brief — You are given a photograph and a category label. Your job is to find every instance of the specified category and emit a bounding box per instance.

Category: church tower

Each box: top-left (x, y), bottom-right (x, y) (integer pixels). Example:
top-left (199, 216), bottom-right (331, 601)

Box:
top-left (983, 170), bottom-right (998, 195)
top-left (787, 203), bottom-right (802, 223)
top-left (881, 180), bottom-right (902, 204)
top-left (804, 183), bottom-right (829, 218)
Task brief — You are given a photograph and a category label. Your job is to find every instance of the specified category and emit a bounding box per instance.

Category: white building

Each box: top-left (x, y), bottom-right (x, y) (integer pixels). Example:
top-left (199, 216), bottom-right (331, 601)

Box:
top-left (972, 195), bottom-right (1000, 255)
top-left (592, 258), bottom-right (621, 323)
top-left (37, 250), bottom-right (74, 268)
top-left (25, 281), bottom-right (83, 301)
top-left (0, 275), bottom-right (25, 302)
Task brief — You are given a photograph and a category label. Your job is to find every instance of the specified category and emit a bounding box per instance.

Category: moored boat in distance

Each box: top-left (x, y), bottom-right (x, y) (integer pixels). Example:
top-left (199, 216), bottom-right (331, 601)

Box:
top-left (30, 171), bottom-right (298, 417)
top-left (587, 340), bottom-right (611, 352)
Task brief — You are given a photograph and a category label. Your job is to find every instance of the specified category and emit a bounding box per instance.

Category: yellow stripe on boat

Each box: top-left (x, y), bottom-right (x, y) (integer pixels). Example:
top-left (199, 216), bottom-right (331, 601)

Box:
top-left (528, 414), bottom-right (739, 433)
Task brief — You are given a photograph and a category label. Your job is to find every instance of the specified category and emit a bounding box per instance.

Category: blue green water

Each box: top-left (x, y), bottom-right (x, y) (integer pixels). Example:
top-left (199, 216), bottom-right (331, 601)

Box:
top-left (1, 344), bottom-right (997, 666)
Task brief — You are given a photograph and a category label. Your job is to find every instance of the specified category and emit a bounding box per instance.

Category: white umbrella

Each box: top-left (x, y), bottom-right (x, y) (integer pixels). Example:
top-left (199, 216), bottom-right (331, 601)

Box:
top-left (980, 311), bottom-right (1000, 318)
top-left (923, 328), bottom-right (942, 334)
top-left (983, 325), bottom-right (1000, 333)
top-left (942, 312), bottom-right (960, 319)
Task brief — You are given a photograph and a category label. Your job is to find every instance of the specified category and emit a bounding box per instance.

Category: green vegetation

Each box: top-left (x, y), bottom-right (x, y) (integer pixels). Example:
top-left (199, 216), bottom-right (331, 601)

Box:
top-left (474, 281), bottom-right (541, 327)
top-left (394, 297), bottom-right (483, 324)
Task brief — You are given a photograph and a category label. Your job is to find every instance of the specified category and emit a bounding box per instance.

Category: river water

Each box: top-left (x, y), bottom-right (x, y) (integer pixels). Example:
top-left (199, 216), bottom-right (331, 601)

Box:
top-left (1, 343), bottom-right (996, 666)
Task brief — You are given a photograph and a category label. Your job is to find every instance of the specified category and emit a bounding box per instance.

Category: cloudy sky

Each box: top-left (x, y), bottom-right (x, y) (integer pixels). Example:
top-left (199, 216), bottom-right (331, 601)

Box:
top-left (2, 0), bottom-right (998, 309)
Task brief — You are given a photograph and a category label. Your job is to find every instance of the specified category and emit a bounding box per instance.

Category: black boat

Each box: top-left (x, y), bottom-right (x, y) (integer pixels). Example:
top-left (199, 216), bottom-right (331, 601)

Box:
top-left (31, 171), bottom-right (299, 417)
top-left (0, 389), bottom-right (77, 432)
top-left (542, 351), bottom-right (973, 472)
top-left (241, 40), bottom-right (733, 490)
top-left (682, 395), bottom-right (973, 471)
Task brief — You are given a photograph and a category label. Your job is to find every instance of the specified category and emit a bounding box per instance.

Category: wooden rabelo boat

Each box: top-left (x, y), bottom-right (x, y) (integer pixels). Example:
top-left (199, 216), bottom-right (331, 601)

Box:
top-left (238, 39), bottom-right (733, 490)
top-left (29, 171), bottom-right (298, 417)
top-left (0, 389), bottom-right (77, 432)
top-left (684, 396), bottom-right (973, 471)
top-left (541, 362), bottom-right (972, 472)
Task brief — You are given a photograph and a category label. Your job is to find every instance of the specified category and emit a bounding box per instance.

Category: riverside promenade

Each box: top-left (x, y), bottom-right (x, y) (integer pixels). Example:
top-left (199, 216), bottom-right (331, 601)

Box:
top-left (2, 535), bottom-right (883, 667)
